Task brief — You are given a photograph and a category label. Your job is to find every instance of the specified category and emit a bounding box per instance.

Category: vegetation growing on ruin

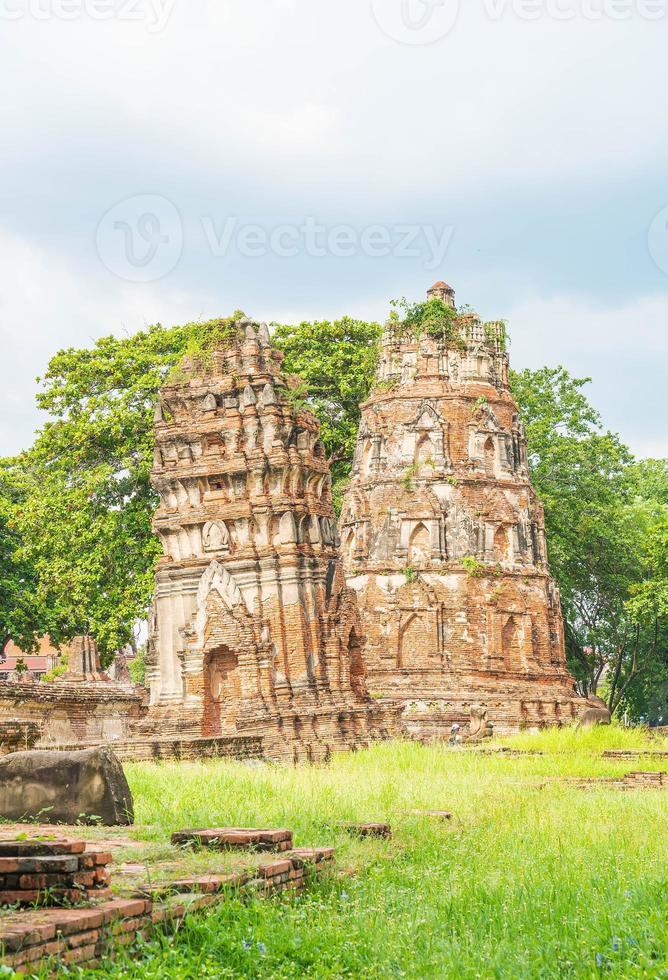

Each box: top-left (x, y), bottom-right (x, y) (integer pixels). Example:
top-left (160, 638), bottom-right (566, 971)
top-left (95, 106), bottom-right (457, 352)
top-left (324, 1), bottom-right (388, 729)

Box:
top-left (401, 463), bottom-right (420, 492)
top-left (40, 651), bottom-right (68, 684)
top-left (168, 315), bottom-right (243, 384)
top-left (42, 728), bottom-right (668, 979)
top-left (389, 296), bottom-right (467, 348)
top-left (371, 376), bottom-right (400, 395)
top-left (461, 555), bottom-right (486, 577)
top-left (484, 319), bottom-right (509, 351)
top-left (470, 394), bottom-right (488, 416)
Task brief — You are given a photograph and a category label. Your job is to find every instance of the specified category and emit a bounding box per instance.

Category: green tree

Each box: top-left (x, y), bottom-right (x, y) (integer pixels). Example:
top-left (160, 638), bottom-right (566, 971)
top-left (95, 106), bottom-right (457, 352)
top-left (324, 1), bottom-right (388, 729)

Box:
top-left (0, 460), bottom-right (46, 655)
top-left (10, 321), bottom-right (197, 663)
top-left (510, 367), bottom-right (667, 716)
top-left (620, 461), bottom-right (668, 722)
top-left (272, 317), bottom-right (382, 501)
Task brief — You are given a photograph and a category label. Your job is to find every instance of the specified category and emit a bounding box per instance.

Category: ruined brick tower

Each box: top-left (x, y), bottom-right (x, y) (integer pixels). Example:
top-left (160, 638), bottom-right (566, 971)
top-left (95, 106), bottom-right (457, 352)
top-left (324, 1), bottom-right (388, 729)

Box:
top-left (340, 283), bottom-right (583, 735)
top-left (145, 317), bottom-right (393, 760)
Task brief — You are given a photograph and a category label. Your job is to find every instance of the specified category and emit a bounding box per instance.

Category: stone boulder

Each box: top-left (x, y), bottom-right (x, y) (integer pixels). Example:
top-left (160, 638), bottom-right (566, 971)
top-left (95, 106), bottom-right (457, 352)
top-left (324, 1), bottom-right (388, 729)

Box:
top-left (0, 746), bottom-right (134, 825)
top-left (578, 695), bottom-right (612, 727)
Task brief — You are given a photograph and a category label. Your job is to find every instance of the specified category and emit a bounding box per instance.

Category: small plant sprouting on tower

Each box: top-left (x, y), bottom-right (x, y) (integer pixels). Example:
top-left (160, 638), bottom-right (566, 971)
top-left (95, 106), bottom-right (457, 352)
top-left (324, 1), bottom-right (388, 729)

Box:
top-left (401, 463), bottom-right (420, 492)
top-left (389, 297), bottom-right (467, 348)
top-left (461, 556), bottom-right (486, 578)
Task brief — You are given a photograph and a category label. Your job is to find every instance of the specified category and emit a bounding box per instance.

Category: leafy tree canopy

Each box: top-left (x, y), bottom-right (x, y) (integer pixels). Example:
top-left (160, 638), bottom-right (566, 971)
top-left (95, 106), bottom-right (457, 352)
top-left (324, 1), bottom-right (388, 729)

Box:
top-left (271, 317), bottom-right (382, 499)
top-left (0, 460), bottom-right (46, 654)
top-left (510, 367), bottom-right (667, 717)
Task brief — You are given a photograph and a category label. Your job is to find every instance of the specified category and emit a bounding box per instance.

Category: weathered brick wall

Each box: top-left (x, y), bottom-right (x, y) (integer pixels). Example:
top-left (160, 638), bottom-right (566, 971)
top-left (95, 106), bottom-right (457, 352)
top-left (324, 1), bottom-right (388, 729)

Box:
top-left (142, 317), bottom-right (399, 759)
top-left (42, 734), bottom-right (264, 764)
top-left (0, 683), bottom-right (145, 752)
top-left (340, 283), bottom-right (585, 735)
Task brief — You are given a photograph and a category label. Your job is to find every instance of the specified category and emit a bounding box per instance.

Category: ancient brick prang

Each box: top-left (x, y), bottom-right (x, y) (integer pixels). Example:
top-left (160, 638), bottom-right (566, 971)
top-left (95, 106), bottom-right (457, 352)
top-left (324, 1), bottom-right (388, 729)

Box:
top-left (340, 283), bottom-right (584, 734)
top-left (145, 317), bottom-right (397, 760)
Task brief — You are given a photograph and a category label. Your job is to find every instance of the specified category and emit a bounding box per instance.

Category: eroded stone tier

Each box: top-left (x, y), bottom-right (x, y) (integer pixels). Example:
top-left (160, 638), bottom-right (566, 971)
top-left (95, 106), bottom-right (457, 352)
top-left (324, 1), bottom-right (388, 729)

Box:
top-left (340, 283), bottom-right (583, 734)
top-left (145, 318), bottom-right (394, 760)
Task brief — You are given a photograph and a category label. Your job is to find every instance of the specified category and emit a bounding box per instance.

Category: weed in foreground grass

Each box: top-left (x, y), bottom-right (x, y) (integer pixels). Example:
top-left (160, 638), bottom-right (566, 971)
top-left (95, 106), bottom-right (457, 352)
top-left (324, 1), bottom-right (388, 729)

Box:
top-left (37, 727), bottom-right (668, 979)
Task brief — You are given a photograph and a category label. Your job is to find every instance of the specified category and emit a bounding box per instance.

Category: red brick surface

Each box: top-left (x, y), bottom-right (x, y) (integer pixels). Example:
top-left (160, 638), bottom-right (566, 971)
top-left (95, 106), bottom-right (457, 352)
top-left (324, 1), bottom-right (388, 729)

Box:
top-left (0, 831), bottom-right (335, 973)
top-left (0, 840), bottom-right (112, 908)
top-left (171, 827), bottom-right (293, 851)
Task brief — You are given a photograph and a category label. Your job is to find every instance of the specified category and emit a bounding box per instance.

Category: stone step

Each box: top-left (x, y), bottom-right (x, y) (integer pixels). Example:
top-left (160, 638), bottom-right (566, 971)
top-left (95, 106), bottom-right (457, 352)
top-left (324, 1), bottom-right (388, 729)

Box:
top-left (171, 827), bottom-right (294, 852)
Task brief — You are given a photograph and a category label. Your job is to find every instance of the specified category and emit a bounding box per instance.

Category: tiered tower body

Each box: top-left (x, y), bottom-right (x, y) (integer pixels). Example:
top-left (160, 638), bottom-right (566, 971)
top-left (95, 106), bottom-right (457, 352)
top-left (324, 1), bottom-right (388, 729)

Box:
top-left (145, 318), bottom-right (393, 760)
top-left (340, 283), bottom-right (582, 735)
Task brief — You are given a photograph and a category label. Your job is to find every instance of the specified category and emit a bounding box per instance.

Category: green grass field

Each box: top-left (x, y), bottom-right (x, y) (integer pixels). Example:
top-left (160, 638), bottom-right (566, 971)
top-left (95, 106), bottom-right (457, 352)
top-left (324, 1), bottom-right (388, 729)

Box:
top-left (77, 727), bottom-right (667, 979)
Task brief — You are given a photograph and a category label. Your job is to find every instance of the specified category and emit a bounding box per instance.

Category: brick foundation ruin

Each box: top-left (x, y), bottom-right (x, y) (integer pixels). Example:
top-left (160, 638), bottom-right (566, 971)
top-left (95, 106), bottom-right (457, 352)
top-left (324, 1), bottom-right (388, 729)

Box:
top-left (340, 282), bottom-right (586, 736)
top-left (0, 830), bottom-right (335, 973)
top-left (142, 317), bottom-right (398, 760)
top-left (0, 638), bottom-right (145, 754)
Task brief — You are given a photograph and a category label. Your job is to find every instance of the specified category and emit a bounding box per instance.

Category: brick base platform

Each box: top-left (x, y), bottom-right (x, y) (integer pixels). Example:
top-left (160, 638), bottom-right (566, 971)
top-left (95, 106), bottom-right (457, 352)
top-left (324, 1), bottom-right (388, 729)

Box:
top-left (622, 771), bottom-right (666, 789)
top-left (573, 771), bottom-right (667, 791)
top-left (0, 832), bottom-right (335, 974)
top-left (40, 734), bottom-right (265, 764)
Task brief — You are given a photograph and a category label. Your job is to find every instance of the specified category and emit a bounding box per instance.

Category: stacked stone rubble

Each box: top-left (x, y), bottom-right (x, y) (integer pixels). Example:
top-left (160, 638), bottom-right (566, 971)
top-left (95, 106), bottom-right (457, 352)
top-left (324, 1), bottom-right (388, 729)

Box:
top-left (144, 318), bottom-right (396, 760)
top-left (0, 839), bottom-right (112, 906)
top-left (340, 282), bottom-right (585, 735)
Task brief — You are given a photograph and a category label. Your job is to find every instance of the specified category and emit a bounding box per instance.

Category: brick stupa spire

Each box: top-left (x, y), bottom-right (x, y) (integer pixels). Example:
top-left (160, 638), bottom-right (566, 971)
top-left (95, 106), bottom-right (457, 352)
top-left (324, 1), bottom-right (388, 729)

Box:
top-left (145, 317), bottom-right (396, 760)
top-left (339, 284), bottom-right (584, 735)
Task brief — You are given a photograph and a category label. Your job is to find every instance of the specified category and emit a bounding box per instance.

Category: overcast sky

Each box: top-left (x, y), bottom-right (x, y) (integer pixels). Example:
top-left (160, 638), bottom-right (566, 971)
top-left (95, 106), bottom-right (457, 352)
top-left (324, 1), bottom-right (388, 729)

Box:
top-left (1, 0), bottom-right (667, 459)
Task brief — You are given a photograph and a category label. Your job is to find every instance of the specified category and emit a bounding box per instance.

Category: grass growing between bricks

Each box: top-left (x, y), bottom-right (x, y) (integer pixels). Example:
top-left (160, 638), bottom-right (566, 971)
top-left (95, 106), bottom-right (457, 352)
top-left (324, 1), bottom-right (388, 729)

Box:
top-left (19, 727), bottom-right (668, 978)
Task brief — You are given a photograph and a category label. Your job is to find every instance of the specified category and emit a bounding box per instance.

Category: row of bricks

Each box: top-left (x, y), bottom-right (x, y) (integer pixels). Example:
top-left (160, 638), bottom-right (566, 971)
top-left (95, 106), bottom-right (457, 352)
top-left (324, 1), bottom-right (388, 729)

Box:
top-left (0, 853), bottom-right (111, 874)
top-left (1, 898), bottom-right (153, 950)
top-left (132, 853), bottom-right (328, 900)
top-left (0, 841), bottom-right (87, 858)
top-left (6, 878), bottom-right (308, 970)
top-left (4, 866), bottom-right (321, 970)
top-left (0, 888), bottom-right (113, 906)
top-left (1, 851), bottom-right (335, 951)
top-left (0, 870), bottom-right (109, 889)
top-left (171, 828), bottom-right (293, 850)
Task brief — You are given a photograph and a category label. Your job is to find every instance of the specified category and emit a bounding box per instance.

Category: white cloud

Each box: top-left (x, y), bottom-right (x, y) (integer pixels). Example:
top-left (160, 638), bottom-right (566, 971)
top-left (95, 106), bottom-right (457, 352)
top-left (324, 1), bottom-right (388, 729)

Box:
top-left (1, 1), bottom-right (666, 195)
top-left (504, 291), bottom-right (668, 458)
top-left (0, 228), bottom-right (218, 456)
